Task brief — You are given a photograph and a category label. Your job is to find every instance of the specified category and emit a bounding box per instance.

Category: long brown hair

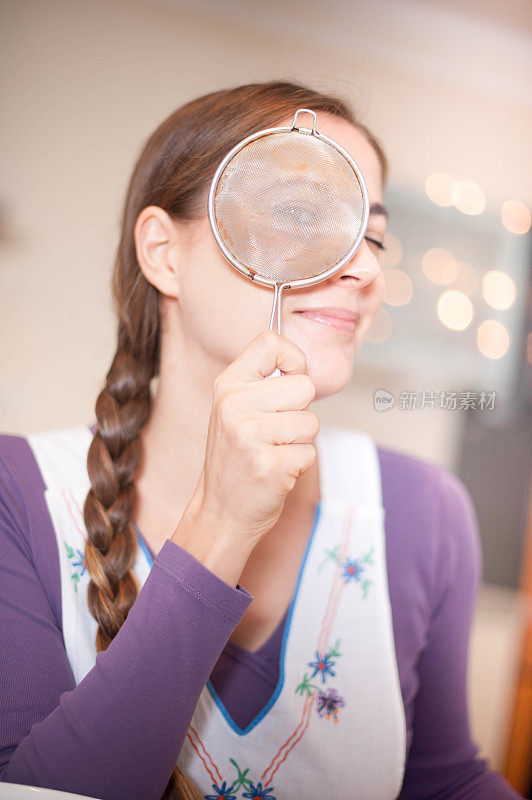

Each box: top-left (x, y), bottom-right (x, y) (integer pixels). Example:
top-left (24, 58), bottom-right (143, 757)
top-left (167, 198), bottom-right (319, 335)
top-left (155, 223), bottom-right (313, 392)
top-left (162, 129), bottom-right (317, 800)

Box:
top-left (82, 80), bottom-right (388, 800)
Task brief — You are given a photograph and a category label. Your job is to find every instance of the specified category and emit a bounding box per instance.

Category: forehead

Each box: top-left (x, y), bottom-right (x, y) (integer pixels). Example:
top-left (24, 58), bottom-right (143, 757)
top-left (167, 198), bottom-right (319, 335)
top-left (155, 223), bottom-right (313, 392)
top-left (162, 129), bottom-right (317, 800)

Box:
top-left (279, 112), bottom-right (384, 205)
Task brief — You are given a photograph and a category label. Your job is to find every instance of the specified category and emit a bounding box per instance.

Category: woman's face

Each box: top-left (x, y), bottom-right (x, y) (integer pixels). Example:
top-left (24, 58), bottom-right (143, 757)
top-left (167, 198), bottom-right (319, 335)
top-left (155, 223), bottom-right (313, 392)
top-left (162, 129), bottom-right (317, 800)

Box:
top-left (152, 114), bottom-right (387, 401)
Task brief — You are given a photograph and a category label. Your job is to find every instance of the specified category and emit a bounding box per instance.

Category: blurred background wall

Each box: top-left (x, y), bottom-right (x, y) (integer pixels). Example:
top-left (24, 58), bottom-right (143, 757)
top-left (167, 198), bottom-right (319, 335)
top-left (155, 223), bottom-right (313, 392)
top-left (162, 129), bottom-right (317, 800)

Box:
top-left (1, 0), bottom-right (531, 787)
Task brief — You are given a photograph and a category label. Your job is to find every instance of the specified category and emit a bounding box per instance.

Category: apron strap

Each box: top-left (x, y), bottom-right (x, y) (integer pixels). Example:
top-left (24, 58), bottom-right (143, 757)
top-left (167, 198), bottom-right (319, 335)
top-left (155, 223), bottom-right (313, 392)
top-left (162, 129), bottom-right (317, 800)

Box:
top-left (28, 425), bottom-right (93, 490)
top-left (316, 424), bottom-right (382, 508)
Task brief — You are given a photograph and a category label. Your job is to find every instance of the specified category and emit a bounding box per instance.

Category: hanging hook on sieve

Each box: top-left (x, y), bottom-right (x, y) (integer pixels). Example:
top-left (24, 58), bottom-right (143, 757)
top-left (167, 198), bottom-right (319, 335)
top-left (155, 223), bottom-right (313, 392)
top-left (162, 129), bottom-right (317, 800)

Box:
top-left (290, 109), bottom-right (318, 135)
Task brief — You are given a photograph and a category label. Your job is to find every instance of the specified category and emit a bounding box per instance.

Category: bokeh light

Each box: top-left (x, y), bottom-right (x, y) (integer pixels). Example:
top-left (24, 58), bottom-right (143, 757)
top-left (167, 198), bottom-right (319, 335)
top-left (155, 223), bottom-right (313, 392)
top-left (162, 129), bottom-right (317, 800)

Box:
top-left (452, 180), bottom-right (486, 215)
top-left (383, 268), bottom-right (413, 306)
top-left (422, 248), bottom-right (458, 285)
top-left (437, 290), bottom-right (474, 331)
top-left (481, 270), bottom-right (516, 311)
top-left (425, 172), bottom-right (455, 207)
top-left (501, 200), bottom-right (531, 235)
top-left (477, 319), bottom-right (510, 359)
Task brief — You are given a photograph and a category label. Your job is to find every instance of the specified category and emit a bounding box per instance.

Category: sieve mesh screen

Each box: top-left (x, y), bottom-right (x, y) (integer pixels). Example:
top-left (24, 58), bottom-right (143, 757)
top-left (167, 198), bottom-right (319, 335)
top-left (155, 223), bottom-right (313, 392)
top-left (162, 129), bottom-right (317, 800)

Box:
top-left (212, 131), bottom-right (365, 283)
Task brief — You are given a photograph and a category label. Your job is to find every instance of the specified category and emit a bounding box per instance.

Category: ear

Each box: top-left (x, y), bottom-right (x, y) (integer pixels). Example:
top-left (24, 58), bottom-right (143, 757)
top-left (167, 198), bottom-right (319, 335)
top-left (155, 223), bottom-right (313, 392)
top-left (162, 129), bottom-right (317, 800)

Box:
top-left (134, 206), bottom-right (182, 299)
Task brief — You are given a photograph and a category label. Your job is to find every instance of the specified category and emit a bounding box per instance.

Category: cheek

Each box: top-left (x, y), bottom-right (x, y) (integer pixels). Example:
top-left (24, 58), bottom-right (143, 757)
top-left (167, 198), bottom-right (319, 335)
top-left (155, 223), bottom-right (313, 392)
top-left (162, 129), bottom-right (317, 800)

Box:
top-left (352, 271), bottom-right (384, 342)
top-left (362, 270), bottom-right (385, 315)
top-left (180, 244), bottom-right (282, 359)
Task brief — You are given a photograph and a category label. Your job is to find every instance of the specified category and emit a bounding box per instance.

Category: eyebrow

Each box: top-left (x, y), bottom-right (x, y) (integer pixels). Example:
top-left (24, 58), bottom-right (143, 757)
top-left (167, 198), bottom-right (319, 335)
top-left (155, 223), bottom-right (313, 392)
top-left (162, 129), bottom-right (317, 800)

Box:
top-left (370, 202), bottom-right (388, 219)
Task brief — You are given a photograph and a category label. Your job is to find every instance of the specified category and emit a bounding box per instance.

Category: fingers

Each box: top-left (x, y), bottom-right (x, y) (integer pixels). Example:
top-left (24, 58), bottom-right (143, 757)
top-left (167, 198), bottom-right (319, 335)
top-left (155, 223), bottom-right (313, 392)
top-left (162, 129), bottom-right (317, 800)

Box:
top-left (224, 330), bottom-right (309, 382)
top-left (235, 409), bottom-right (321, 445)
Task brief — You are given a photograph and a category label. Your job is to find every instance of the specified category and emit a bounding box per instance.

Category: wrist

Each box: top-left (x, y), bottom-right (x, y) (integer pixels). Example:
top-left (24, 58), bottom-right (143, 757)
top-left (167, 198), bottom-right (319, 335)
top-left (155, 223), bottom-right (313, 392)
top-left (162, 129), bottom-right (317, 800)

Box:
top-left (170, 502), bottom-right (254, 589)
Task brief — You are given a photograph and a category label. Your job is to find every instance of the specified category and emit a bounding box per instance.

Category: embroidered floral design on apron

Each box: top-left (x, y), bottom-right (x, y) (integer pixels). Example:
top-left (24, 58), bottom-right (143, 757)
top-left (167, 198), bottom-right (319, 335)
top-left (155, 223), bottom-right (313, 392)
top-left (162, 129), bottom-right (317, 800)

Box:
top-left (64, 541), bottom-right (87, 592)
top-left (295, 538), bottom-right (376, 731)
top-left (27, 423), bottom-right (407, 800)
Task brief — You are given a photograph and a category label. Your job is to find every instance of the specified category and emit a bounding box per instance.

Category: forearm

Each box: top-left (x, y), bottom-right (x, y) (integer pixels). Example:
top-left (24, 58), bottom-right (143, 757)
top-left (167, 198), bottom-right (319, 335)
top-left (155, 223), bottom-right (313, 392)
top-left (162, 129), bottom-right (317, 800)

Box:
top-left (3, 538), bottom-right (253, 800)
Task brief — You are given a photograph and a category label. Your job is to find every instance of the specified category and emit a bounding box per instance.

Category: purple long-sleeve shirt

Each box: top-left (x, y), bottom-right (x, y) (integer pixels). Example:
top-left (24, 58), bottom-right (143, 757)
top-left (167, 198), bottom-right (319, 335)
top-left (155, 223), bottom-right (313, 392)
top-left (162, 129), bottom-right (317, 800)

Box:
top-left (0, 425), bottom-right (524, 800)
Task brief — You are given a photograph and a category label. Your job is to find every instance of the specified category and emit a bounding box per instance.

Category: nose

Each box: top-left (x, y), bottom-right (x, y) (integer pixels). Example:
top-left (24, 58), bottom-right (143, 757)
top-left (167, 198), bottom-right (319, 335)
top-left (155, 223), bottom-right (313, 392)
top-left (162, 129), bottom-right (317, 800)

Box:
top-left (333, 239), bottom-right (382, 290)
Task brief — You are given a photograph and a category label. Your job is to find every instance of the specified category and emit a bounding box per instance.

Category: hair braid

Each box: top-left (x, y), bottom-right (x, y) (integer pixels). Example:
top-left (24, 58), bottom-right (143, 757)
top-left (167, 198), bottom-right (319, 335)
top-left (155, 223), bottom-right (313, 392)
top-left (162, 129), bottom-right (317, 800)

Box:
top-left (84, 344), bottom-right (153, 650)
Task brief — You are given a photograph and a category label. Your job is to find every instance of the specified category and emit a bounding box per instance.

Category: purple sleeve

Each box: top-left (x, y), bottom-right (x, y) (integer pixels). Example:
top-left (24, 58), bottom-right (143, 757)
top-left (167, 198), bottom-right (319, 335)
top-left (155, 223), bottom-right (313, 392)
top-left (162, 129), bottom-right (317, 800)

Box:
top-left (0, 450), bottom-right (254, 800)
top-left (396, 465), bottom-right (523, 800)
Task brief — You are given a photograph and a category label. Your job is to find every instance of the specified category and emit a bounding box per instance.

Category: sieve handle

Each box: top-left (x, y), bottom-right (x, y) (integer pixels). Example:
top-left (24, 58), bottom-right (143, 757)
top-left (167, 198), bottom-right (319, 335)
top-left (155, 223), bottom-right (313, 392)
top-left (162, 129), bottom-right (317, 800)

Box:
top-left (265, 283), bottom-right (287, 380)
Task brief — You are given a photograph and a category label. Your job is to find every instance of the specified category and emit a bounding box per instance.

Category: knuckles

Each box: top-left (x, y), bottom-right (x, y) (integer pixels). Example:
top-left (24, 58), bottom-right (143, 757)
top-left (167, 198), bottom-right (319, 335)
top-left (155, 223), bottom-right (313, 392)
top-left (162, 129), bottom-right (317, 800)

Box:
top-left (259, 330), bottom-right (309, 375)
top-left (234, 417), bottom-right (257, 448)
top-left (307, 412), bottom-right (320, 437)
top-left (281, 475), bottom-right (297, 494)
top-left (250, 448), bottom-right (275, 480)
top-left (213, 372), bottom-right (227, 400)
top-left (216, 390), bottom-right (240, 426)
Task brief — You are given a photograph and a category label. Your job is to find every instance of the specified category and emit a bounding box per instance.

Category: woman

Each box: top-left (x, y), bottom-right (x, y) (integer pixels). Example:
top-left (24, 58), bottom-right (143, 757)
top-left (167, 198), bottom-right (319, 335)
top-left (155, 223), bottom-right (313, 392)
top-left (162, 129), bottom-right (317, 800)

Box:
top-left (0, 81), bottom-right (523, 800)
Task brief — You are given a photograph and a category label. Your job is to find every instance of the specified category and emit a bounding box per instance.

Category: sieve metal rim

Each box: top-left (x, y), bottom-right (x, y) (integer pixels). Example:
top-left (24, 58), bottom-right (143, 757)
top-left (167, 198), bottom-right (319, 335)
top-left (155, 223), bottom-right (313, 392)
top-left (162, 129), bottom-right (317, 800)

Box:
top-left (207, 114), bottom-right (370, 289)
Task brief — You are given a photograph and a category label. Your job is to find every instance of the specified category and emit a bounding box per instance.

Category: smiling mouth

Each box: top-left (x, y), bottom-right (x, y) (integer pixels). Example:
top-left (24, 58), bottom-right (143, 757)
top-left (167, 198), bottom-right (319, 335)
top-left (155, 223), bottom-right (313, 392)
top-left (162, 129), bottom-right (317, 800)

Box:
top-left (294, 310), bottom-right (358, 333)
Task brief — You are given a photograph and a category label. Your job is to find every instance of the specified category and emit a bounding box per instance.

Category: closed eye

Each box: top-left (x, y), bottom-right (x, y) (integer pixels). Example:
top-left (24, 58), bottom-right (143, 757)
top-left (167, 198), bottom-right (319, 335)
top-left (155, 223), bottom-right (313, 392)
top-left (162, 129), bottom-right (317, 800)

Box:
top-left (364, 235), bottom-right (386, 252)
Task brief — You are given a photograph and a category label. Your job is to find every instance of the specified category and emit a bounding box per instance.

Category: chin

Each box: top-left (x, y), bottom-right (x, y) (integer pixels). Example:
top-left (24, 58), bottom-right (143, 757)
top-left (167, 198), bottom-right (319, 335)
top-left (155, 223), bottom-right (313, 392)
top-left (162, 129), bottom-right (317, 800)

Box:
top-left (308, 355), bottom-right (353, 400)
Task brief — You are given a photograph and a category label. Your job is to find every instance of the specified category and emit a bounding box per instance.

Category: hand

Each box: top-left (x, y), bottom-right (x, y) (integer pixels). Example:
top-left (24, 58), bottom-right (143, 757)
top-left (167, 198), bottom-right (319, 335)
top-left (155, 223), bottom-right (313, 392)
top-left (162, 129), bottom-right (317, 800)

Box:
top-left (190, 329), bottom-right (319, 549)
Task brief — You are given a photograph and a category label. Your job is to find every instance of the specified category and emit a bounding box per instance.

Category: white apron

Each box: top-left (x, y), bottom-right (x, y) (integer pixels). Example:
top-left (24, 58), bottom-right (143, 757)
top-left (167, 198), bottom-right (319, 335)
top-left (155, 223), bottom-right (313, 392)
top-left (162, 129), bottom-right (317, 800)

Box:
top-left (28, 423), bottom-right (406, 800)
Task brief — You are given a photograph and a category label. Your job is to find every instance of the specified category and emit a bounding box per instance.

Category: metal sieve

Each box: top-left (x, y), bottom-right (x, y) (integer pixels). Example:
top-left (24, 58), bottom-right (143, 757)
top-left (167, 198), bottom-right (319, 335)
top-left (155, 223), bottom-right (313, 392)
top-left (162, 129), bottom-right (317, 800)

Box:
top-left (208, 108), bottom-right (369, 377)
